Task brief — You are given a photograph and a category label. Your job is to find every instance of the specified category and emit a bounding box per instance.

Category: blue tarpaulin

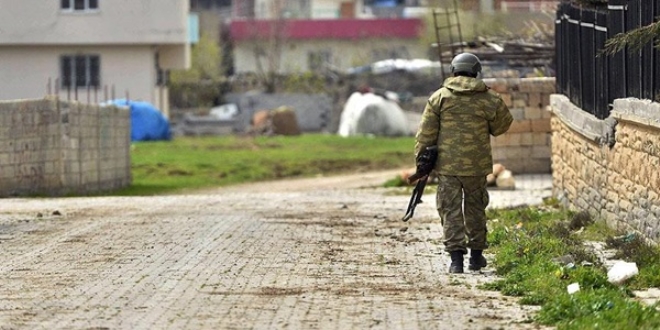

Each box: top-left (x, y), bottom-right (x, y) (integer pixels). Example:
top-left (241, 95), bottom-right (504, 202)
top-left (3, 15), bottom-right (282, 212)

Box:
top-left (109, 99), bottom-right (171, 142)
top-left (372, 0), bottom-right (397, 6)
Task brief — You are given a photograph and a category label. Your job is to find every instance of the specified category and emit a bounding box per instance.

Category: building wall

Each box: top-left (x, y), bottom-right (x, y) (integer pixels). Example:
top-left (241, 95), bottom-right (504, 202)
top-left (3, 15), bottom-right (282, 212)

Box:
top-left (233, 38), bottom-right (425, 74)
top-left (0, 0), bottom-right (189, 46)
top-left (248, 0), bottom-right (361, 19)
top-left (550, 95), bottom-right (660, 243)
top-left (484, 77), bottom-right (555, 174)
top-left (0, 46), bottom-right (158, 105)
top-left (0, 0), bottom-right (190, 112)
top-left (0, 98), bottom-right (131, 197)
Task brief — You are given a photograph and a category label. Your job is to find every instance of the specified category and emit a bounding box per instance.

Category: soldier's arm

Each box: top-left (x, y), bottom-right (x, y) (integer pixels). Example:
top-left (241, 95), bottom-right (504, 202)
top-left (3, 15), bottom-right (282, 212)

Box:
top-left (488, 98), bottom-right (513, 136)
top-left (414, 95), bottom-right (441, 156)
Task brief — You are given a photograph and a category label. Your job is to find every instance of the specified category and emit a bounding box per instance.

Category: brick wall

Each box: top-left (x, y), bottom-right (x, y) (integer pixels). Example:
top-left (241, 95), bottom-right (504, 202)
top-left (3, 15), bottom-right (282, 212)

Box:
top-left (484, 77), bottom-right (555, 174)
top-left (0, 98), bottom-right (131, 197)
top-left (550, 94), bottom-right (660, 243)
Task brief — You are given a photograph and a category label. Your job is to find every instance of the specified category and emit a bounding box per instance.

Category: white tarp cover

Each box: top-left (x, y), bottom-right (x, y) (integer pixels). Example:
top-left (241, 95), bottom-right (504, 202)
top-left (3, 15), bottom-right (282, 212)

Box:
top-left (338, 92), bottom-right (410, 137)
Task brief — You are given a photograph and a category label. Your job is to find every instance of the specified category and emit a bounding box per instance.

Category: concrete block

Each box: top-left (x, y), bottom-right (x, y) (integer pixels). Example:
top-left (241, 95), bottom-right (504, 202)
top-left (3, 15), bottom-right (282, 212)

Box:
top-left (532, 132), bottom-right (551, 146)
top-left (507, 120), bottom-right (532, 134)
top-left (501, 93), bottom-right (512, 107)
top-left (492, 133), bottom-right (521, 147)
top-left (531, 119), bottom-right (551, 132)
top-left (531, 145), bottom-right (551, 158)
top-left (512, 99), bottom-right (528, 108)
top-left (528, 93), bottom-right (542, 108)
top-left (524, 106), bottom-right (543, 120)
top-left (520, 132), bottom-right (534, 146)
top-left (509, 107), bottom-right (525, 121)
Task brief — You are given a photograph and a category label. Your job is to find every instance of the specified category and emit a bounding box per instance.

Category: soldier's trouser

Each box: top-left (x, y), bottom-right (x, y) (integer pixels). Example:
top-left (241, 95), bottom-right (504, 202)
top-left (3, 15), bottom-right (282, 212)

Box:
top-left (436, 175), bottom-right (490, 253)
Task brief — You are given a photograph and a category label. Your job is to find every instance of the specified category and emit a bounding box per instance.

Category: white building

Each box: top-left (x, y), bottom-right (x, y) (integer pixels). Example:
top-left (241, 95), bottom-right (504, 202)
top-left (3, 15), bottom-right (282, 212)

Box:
top-left (229, 0), bottom-right (424, 74)
top-left (0, 0), bottom-right (191, 114)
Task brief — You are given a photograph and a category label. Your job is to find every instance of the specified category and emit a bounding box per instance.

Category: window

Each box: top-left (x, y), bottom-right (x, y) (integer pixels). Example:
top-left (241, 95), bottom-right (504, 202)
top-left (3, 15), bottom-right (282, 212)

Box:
top-left (308, 50), bottom-right (332, 72)
top-left (60, 55), bottom-right (101, 88)
top-left (61, 0), bottom-right (99, 11)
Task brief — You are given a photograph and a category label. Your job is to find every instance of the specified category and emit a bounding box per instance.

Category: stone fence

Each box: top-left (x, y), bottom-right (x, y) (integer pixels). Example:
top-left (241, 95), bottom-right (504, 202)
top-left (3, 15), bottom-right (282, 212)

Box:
top-left (484, 77), bottom-right (555, 174)
top-left (550, 95), bottom-right (660, 243)
top-left (0, 98), bottom-right (131, 197)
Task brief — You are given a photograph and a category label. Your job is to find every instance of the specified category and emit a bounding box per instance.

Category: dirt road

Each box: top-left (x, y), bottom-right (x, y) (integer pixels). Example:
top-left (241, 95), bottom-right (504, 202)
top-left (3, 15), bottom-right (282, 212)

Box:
top-left (0, 171), bottom-right (550, 329)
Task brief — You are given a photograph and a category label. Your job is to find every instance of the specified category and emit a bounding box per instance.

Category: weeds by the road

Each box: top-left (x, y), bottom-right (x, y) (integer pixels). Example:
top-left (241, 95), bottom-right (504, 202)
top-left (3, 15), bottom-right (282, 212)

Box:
top-left (484, 200), bottom-right (660, 329)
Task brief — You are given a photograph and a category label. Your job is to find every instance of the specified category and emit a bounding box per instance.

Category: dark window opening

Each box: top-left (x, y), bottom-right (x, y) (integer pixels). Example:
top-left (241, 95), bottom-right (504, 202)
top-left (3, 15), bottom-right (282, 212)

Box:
top-left (61, 0), bottom-right (99, 11)
top-left (308, 51), bottom-right (331, 72)
top-left (60, 55), bottom-right (101, 89)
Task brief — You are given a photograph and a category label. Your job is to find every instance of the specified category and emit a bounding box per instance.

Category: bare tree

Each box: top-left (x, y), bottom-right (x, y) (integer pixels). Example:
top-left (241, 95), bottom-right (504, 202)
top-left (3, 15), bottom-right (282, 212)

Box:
top-left (244, 0), bottom-right (289, 93)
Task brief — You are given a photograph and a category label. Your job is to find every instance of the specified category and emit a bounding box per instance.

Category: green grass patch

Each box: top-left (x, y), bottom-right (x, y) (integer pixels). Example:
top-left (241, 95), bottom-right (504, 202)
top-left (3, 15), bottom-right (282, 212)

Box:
top-left (484, 204), bottom-right (660, 329)
top-left (114, 134), bottom-right (415, 195)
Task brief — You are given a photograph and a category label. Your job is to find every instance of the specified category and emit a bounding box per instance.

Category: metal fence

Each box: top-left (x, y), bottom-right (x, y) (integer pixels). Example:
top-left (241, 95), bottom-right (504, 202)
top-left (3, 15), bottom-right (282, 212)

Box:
top-left (555, 0), bottom-right (660, 119)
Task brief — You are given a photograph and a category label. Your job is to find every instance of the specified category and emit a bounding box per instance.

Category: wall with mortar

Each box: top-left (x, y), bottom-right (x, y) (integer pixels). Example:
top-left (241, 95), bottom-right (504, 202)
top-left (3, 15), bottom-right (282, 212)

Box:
top-left (0, 98), bottom-right (131, 197)
top-left (550, 94), bottom-right (660, 243)
top-left (483, 77), bottom-right (555, 174)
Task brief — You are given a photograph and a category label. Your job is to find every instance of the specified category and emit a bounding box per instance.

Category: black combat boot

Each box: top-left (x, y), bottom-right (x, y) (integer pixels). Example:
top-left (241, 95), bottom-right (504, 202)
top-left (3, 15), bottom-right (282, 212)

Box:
top-left (468, 249), bottom-right (488, 271)
top-left (449, 251), bottom-right (464, 274)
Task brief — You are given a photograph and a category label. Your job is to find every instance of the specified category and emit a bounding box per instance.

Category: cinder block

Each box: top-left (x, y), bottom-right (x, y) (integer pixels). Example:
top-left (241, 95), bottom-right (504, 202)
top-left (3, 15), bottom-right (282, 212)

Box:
top-left (541, 93), bottom-right (552, 107)
top-left (532, 132), bottom-right (551, 146)
top-left (531, 145), bottom-right (552, 158)
top-left (506, 120), bottom-right (532, 134)
top-left (485, 79), bottom-right (510, 93)
top-left (492, 133), bottom-right (521, 147)
top-left (512, 99), bottom-right (527, 108)
top-left (531, 119), bottom-right (551, 132)
top-left (523, 158), bottom-right (552, 173)
top-left (520, 133), bottom-right (534, 146)
top-left (524, 106), bottom-right (543, 120)
top-left (501, 93), bottom-right (512, 107)
top-left (509, 107), bottom-right (525, 121)
top-left (528, 93), bottom-right (542, 108)
top-left (542, 105), bottom-right (553, 119)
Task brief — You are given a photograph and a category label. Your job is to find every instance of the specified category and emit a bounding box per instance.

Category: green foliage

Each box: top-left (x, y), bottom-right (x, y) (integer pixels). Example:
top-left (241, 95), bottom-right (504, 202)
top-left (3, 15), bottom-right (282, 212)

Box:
top-left (483, 204), bottom-right (660, 329)
top-left (168, 80), bottom-right (230, 108)
top-left (383, 175), bottom-right (407, 188)
top-left (603, 21), bottom-right (660, 56)
top-left (281, 73), bottom-right (327, 94)
top-left (116, 134), bottom-right (415, 196)
top-left (168, 33), bottom-right (228, 108)
top-left (170, 33), bottom-right (224, 82)
top-left (539, 289), bottom-right (660, 329)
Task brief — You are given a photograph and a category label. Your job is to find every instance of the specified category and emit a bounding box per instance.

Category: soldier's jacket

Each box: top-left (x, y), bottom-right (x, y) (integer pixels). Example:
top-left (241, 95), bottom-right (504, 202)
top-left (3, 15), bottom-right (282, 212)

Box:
top-left (415, 76), bottom-right (513, 176)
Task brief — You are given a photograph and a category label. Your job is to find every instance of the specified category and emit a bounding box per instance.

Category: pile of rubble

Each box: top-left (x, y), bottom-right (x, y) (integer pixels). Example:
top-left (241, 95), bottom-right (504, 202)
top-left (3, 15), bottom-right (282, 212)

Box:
top-left (249, 106), bottom-right (301, 136)
top-left (487, 163), bottom-right (515, 189)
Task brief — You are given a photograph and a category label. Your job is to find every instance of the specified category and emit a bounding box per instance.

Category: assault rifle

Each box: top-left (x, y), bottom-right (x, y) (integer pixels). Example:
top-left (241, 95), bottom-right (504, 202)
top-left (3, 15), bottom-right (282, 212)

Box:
top-left (402, 145), bottom-right (438, 222)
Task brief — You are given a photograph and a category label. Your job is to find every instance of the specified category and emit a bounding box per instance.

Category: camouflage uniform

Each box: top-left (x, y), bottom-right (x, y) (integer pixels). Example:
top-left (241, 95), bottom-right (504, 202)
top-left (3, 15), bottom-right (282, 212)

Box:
top-left (415, 76), bottom-right (512, 254)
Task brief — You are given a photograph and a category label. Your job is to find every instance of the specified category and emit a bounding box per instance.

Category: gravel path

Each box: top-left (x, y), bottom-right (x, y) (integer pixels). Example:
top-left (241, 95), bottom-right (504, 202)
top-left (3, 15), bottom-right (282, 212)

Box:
top-left (0, 171), bottom-right (552, 330)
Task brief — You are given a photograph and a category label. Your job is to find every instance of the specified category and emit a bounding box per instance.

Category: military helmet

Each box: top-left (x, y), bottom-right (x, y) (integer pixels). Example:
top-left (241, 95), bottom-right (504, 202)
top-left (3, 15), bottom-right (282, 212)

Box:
top-left (450, 52), bottom-right (482, 75)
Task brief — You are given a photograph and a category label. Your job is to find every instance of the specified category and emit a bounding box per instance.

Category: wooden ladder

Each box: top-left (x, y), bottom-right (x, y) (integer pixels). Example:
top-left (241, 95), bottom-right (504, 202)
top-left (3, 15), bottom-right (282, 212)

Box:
top-left (432, 0), bottom-right (464, 81)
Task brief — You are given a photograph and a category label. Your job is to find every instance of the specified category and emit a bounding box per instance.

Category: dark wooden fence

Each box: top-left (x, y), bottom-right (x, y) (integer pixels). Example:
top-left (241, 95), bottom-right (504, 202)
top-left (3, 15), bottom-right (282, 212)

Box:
top-left (555, 0), bottom-right (660, 119)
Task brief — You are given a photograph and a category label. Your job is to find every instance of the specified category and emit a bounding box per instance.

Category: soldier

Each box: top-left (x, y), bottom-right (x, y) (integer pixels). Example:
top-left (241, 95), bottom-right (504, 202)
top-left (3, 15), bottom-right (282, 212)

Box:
top-left (414, 53), bottom-right (513, 273)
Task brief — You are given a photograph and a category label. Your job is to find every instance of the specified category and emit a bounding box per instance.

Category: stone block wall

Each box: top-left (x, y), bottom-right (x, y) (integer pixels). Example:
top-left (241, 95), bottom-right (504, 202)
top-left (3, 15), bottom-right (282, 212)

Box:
top-left (0, 98), bottom-right (131, 197)
top-left (550, 94), bottom-right (660, 243)
top-left (483, 77), bottom-right (555, 174)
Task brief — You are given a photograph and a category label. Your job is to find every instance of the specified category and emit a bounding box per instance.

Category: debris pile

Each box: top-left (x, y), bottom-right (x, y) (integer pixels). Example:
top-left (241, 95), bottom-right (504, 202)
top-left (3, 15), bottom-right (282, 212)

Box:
top-left (250, 106), bottom-right (301, 136)
top-left (400, 163), bottom-right (515, 189)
